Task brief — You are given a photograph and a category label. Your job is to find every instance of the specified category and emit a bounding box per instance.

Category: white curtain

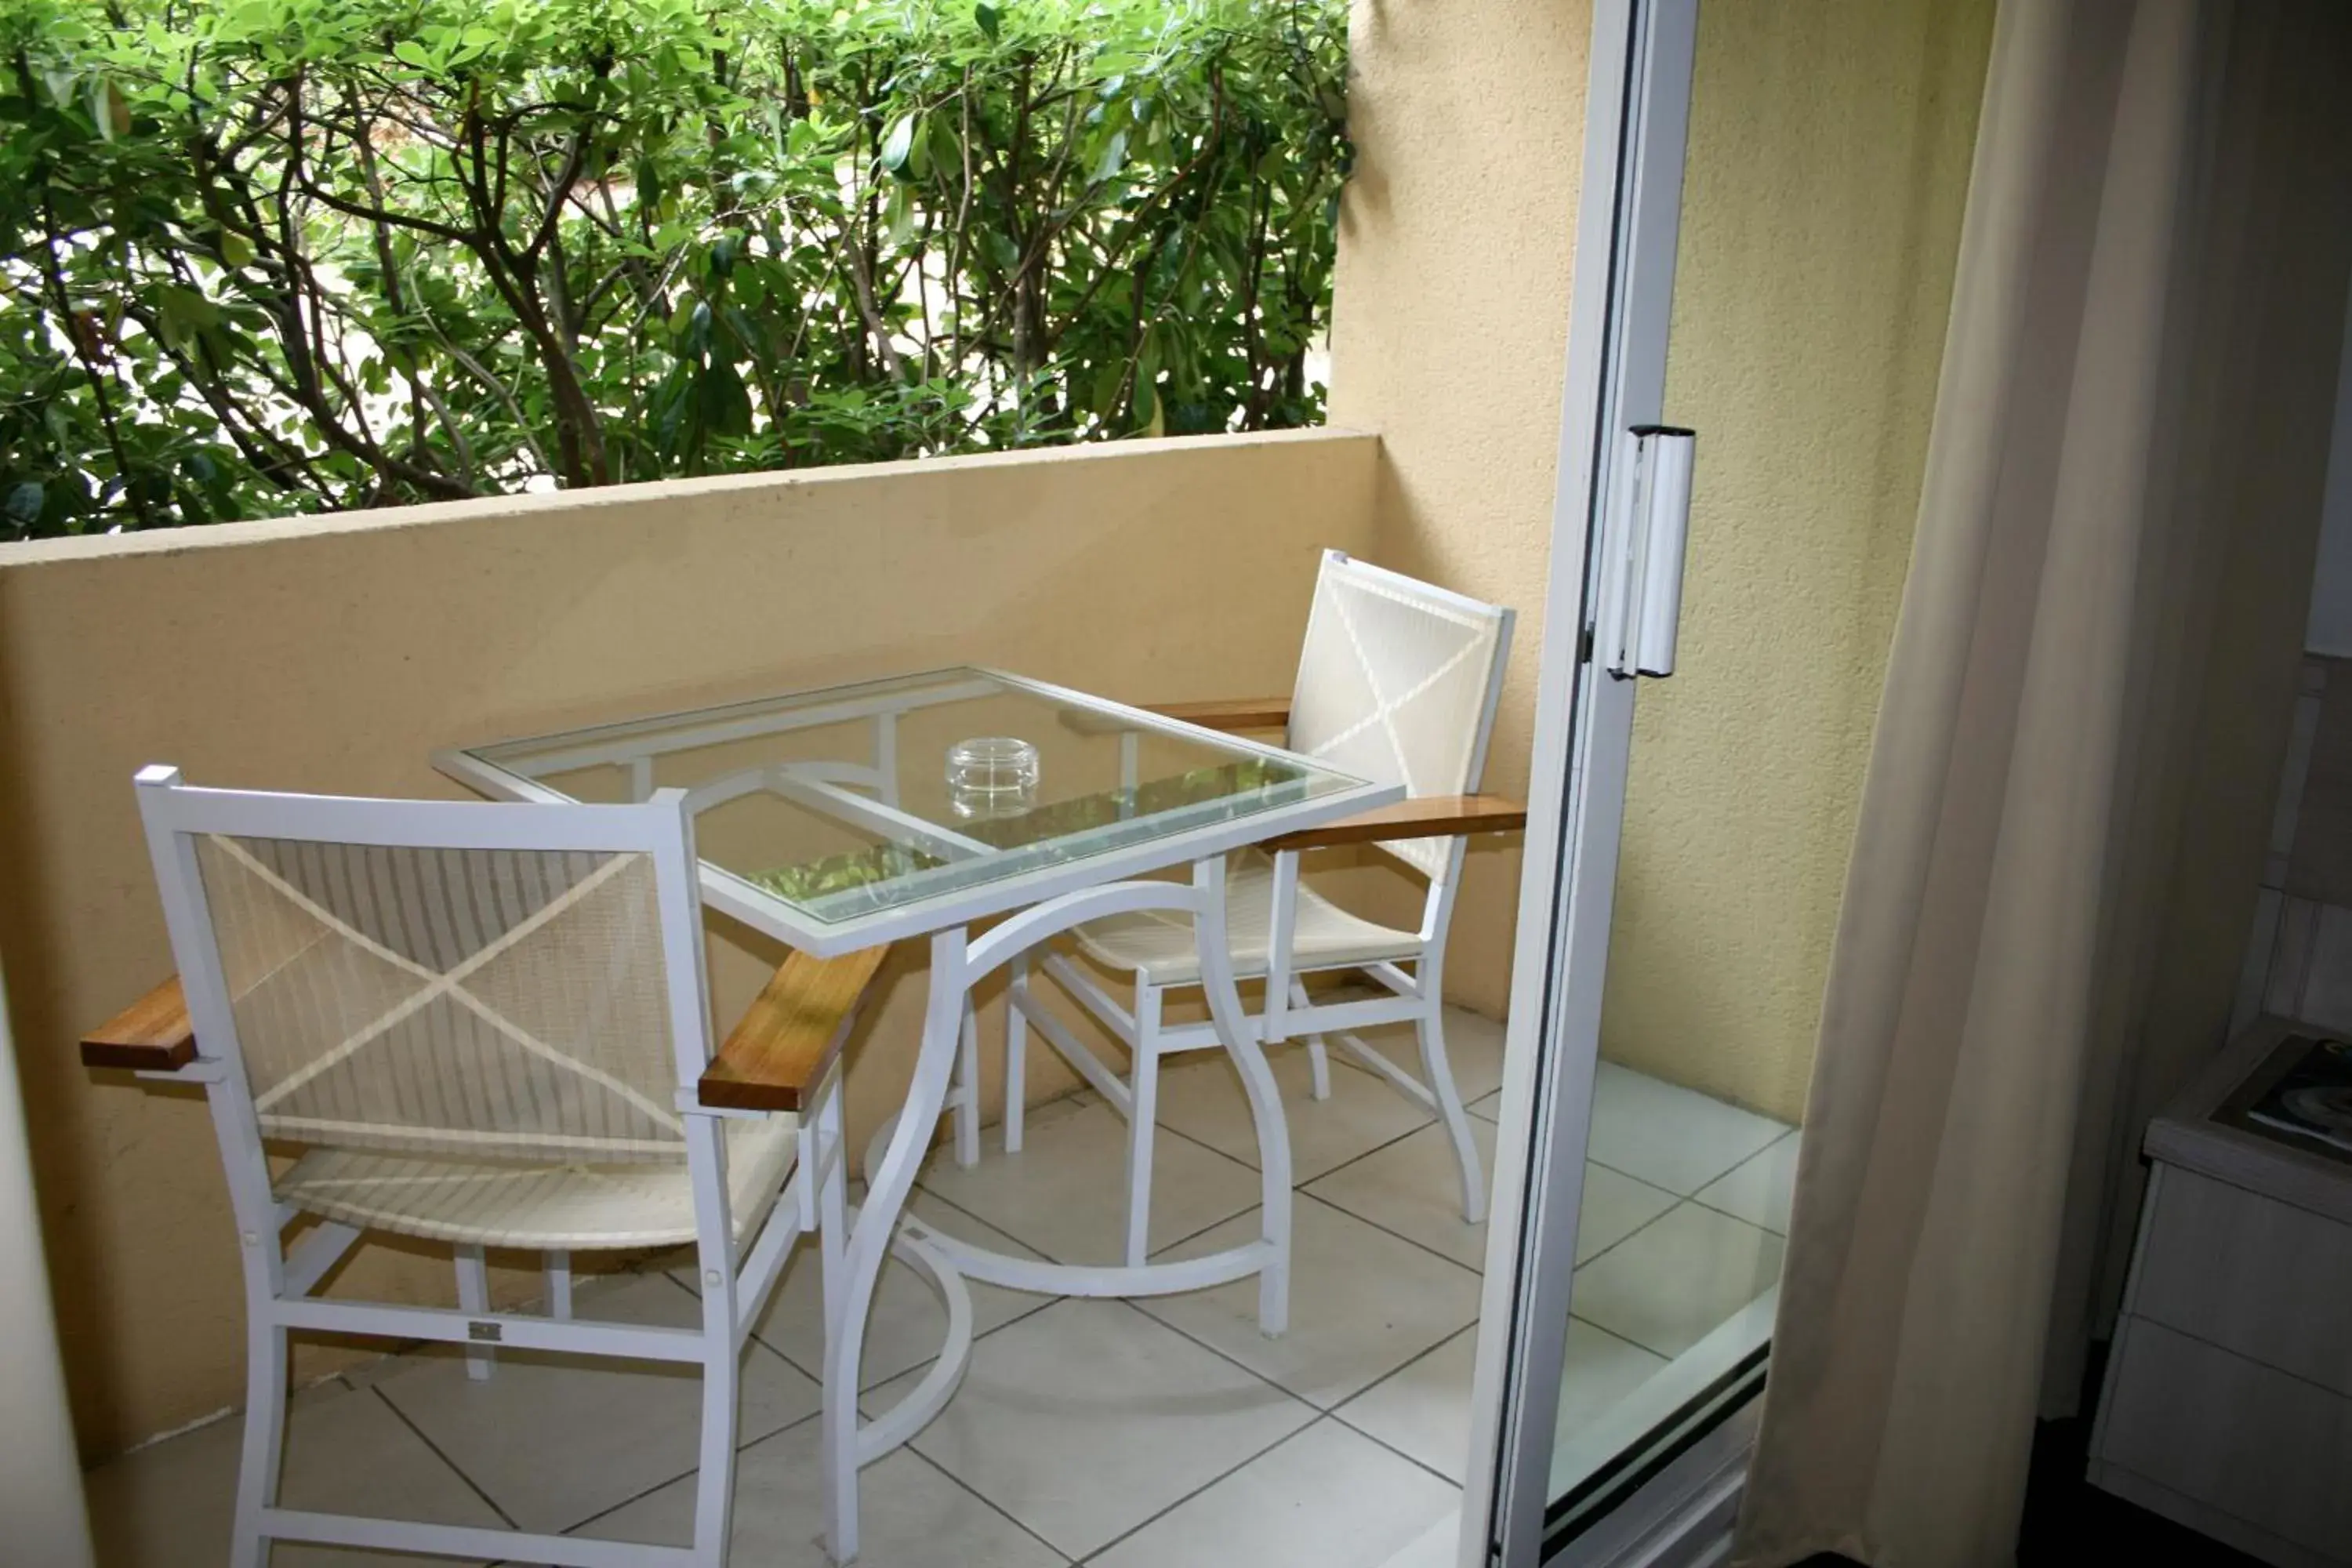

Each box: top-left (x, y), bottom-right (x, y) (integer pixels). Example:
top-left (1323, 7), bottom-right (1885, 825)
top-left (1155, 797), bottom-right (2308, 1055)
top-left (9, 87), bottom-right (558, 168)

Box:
top-left (1733, 3), bottom-right (2352, 1564)
top-left (0, 960), bottom-right (96, 1568)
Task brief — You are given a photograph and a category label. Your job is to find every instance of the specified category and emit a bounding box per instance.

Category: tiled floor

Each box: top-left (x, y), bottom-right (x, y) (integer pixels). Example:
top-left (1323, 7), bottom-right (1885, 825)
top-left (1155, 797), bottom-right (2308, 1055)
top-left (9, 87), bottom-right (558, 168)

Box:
top-left (85, 1009), bottom-right (1795, 1566)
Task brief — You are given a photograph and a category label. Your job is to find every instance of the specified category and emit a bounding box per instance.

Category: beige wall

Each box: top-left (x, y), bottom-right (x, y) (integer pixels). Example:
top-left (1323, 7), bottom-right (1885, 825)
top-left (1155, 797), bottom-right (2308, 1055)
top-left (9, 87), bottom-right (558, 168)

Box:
top-left (1331, 0), bottom-right (1994, 1123)
top-left (1326, 0), bottom-right (1593, 1011)
top-left (1603, 0), bottom-right (1994, 1120)
top-left (0, 430), bottom-right (1377, 1458)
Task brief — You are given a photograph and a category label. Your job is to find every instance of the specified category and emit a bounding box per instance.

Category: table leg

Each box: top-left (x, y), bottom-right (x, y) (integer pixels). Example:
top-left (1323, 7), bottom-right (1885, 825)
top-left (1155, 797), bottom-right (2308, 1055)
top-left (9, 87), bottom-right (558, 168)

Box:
top-left (888, 860), bottom-right (1297, 1332)
top-left (822, 926), bottom-right (971, 1564)
top-left (1191, 853), bottom-right (1292, 1336)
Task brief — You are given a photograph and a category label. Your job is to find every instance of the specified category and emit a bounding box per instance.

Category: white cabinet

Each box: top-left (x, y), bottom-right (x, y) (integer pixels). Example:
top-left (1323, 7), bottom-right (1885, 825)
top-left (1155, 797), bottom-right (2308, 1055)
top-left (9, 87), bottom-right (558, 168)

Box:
top-left (2090, 1018), bottom-right (2352, 1568)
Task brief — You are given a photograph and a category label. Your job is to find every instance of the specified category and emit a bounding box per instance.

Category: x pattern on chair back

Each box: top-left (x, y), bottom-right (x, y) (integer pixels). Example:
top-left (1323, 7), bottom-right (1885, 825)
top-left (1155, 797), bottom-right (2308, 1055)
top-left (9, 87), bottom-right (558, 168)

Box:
top-left (193, 833), bottom-right (688, 1163)
top-left (1287, 554), bottom-right (1511, 880)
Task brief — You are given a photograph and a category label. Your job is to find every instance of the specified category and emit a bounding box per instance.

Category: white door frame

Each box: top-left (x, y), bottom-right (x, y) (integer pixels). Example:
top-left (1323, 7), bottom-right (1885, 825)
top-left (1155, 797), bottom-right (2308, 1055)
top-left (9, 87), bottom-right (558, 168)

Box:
top-left (1460, 1), bottom-right (1702, 1563)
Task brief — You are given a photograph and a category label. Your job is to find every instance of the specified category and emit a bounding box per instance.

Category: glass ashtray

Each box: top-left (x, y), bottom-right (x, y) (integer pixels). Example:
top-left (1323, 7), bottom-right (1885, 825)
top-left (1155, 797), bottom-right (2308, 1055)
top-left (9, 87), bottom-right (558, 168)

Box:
top-left (946, 736), bottom-right (1039, 819)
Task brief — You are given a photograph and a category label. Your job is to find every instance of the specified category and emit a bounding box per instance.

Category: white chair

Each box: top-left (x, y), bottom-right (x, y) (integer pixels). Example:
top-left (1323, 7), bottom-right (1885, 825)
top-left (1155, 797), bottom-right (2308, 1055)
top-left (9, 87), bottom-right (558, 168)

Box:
top-left (96, 767), bottom-right (889, 1567)
top-left (993, 550), bottom-right (1520, 1266)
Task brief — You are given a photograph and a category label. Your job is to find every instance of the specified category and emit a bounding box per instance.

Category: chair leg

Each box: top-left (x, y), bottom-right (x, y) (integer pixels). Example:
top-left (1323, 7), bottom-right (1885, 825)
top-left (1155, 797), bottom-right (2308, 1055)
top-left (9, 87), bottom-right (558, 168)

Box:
top-left (1417, 1004), bottom-right (1487, 1225)
top-left (455, 1243), bottom-right (493, 1381)
top-left (1291, 978), bottom-right (1331, 1101)
top-left (545, 1250), bottom-right (572, 1320)
top-left (691, 1279), bottom-right (742, 1566)
top-left (953, 996), bottom-right (982, 1168)
top-left (1004, 955), bottom-right (1029, 1153)
top-left (818, 1085), bottom-right (849, 1341)
top-left (229, 1315), bottom-right (288, 1568)
top-left (1123, 982), bottom-right (1163, 1269)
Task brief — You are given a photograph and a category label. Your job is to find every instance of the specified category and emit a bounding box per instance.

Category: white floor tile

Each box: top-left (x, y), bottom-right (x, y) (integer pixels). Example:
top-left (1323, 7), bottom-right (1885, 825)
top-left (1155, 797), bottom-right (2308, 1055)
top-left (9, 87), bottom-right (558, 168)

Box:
top-left (869, 1298), bottom-right (1315, 1559)
top-left (1303, 1119), bottom-right (1497, 1270)
top-left (371, 1271), bottom-right (819, 1533)
top-left (695, 1189), bottom-right (1053, 1391)
top-left (1138, 1195), bottom-right (1483, 1409)
top-left (1575, 1163), bottom-right (1680, 1264)
top-left (1551, 1320), bottom-right (1671, 1438)
top-left (915, 1095), bottom-right (1264, 1265)
top-left (1089, 1419), bottom-right (1457, 1568)
top-left (1336, 1318), bottom-right (1668, 1490)
top-left (1570, 1203), bottom-right (1784, 1358)
top-left (580, 1414), bottom-right (1065, 1565)
top-left (1333, 1327), bottom-right (1477, 1483)
top-left (1152, 1042), bottom-right (1434, 1182)
top-left (1693, 1132), bottom-right (1801, 1235)
top-left (1468, 1089), bottom-right (1500, 1123)
top-left (1344, 1007), bottom-right (1508, 1109)
top-left (1584, 1062), bottom-right (1788, 1196)
top-left (1373, 1510), bottom-right (1463, 1568)
top-left (85, 1378), bottom-right (503, 1566)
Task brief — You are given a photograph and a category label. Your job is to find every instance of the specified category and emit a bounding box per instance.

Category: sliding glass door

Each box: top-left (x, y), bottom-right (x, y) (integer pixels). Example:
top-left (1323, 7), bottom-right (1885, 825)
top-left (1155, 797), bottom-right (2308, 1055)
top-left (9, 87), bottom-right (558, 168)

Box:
top-left (1468, 0), bottom-right (1992, 1561)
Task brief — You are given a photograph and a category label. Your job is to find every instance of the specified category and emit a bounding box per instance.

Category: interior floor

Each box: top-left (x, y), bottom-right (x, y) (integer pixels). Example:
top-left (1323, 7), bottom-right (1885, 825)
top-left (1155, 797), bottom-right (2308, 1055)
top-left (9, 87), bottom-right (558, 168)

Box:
top-left (82, 1009), bottom-right (1794, 1566)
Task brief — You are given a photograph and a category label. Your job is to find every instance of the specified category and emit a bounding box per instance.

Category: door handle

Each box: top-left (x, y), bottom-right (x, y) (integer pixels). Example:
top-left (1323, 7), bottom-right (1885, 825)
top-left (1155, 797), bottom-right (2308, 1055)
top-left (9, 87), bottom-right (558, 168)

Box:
top-left (1596, 425), bottom-right (1696, 679)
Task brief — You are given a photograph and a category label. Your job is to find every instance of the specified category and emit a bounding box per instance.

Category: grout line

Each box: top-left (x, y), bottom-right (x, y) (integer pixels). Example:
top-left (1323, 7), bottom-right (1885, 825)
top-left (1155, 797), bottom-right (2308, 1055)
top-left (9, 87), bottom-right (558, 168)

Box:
top-left (1104, 1255), bottom-right (1478, 1499)
top-left (1327, 1410), bottom-right (1473, 1494)
top-left (366, 1383), bottom-right (520, 1530)
top-left (902, 1443), bottom-right (1080, 1564)
top-left (1566, 1194), bottom-right (1686, 1277)
top-left (1566, 1308), bottom-right (1673, 1364)
top-left (556, 1405), bottom-right (825, 1544)
top-left (1323, 1327), bottom-right (1479, 1489)
top-left (1285, 1109), bottom-right (1451, 1191)
top-left (1291, 1183), bottom-right (1492, 1279)
top-left (1058, 1382), bottom-right (1323, 1565)
top-left (1683, 1194), bottom-right (1788, 1238)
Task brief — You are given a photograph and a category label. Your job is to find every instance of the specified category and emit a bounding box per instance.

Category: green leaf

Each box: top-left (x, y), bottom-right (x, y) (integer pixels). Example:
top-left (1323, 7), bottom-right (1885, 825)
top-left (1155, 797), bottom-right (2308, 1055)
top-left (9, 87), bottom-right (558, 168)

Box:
top-left (392, 39), bottom-right (434, 71)
top-left (1091, 129), bottom-right (1128, 185)
top-left (884, 183), bottom-right (913, 250)
top-left (5, 482), bottom-right (43, 527)
top-left (974, 2), bottom-right (1000, 41)
top-left (880, 114), bottom-right (916, 174)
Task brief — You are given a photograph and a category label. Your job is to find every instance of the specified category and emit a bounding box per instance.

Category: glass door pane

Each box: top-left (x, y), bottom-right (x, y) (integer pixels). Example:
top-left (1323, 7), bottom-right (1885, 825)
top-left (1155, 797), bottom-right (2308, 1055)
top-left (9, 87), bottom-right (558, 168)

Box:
top-left (1512, 0), bottom-right (1997, 1555)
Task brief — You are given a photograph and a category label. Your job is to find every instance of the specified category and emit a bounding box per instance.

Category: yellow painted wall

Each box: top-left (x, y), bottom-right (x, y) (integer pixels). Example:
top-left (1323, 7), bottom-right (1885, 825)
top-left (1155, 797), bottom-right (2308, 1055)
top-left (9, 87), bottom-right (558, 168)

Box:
top-left (1602, 0), bottom-right (1995, 1120)
top-left (1330, 0), bottom-right (1994, 1123)
top-left (0, 430), bottom-right (1377, 1457)
top-left (1325, 0), bottom-right (1593, 1005)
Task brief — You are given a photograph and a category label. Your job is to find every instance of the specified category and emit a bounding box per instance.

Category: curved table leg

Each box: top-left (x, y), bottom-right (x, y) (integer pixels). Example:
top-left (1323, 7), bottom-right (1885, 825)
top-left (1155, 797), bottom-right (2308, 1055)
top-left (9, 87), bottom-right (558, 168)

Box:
top-left (908, 860), bottom-right (1298, 1330)
top-left (1191, 853), bottom-right (1291, 1334)
top-left (822, 926), bottom-right (969, 1564)
top-left (822, 858), bottom-right (1305, 1559)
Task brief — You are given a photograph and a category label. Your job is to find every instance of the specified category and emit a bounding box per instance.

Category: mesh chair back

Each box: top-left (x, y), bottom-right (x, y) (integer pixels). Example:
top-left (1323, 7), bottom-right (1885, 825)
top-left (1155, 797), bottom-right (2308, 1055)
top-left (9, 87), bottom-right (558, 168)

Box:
top-left (1288, 552), bottom-right (1513, 880)
top-left (191, 833), bottom-right (687, 1162)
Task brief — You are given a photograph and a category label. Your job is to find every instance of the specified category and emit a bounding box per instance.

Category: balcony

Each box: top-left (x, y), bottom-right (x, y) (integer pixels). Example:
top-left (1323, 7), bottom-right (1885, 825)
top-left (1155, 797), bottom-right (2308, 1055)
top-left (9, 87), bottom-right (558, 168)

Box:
top-left (0, 0), bottom-right (1996, 1559)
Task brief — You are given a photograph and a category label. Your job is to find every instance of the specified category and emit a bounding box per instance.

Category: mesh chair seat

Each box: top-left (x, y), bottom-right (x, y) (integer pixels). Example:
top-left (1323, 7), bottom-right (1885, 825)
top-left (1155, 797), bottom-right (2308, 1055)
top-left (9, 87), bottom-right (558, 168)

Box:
top-left (1073, 852), bottom-right (1421, 985)
top-left (275, 1113), bottom-right (798, 1251)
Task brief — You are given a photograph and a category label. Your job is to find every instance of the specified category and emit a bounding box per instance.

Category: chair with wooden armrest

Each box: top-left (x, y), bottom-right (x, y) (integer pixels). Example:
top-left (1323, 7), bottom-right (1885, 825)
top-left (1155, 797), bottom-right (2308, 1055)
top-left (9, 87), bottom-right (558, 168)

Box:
top-left (86, 767), bottom-right (902, 1567)
top-left (988, 550), bottom-right (1522, 1269)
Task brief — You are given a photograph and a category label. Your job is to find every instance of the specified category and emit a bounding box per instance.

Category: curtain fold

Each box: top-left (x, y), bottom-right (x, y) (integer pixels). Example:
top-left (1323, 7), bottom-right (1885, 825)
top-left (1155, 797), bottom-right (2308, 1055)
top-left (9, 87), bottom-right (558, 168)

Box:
top-left (1732, 4), bottom-right (2352, 1565)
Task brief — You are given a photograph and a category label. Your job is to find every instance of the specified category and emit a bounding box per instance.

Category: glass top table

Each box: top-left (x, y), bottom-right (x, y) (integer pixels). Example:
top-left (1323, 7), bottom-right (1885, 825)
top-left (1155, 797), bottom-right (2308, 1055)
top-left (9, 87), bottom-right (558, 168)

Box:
top-left (435, 666), bottom-right (1396, 955)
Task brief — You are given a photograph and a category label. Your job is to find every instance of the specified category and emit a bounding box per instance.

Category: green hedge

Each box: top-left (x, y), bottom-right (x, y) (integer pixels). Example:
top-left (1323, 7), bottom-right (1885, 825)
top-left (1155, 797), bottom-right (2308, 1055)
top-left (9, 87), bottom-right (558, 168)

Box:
top-left (0, 0), bottom-right (1348, 537)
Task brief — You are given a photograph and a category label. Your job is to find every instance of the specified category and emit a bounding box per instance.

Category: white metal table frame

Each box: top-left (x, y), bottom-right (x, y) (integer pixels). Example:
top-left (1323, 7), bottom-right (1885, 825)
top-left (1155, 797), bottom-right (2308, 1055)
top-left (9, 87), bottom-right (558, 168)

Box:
top-left (436, 666), bottom-right (1399, 1562)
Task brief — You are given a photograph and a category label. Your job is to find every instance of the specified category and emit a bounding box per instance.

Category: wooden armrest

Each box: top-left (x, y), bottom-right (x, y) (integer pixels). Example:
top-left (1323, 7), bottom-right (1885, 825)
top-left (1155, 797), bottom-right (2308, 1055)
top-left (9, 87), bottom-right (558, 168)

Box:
top-left (1059, 695), bottom-right (1292, 739)
top-left (698, 944), bottom-right (893, 1113)
top-left (81, 978), bottom-right (198, 1073)
top-left (1263, 794), bottom-right (1529, 853)
top-left (1149, 696), bottom-right (1291, 733)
